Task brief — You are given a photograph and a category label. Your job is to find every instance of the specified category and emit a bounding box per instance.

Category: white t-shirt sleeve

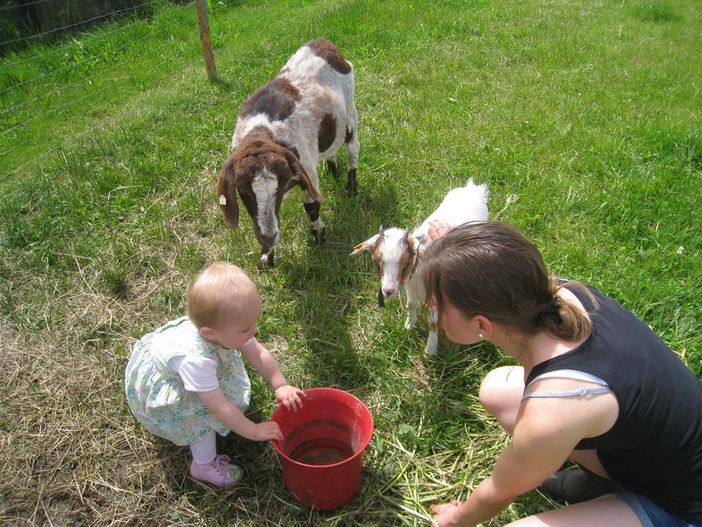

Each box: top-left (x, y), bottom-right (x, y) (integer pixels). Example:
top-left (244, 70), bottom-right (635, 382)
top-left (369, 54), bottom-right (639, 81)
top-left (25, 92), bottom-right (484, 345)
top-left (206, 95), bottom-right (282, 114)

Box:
top-left (169, 355), bottom-right (219, 392)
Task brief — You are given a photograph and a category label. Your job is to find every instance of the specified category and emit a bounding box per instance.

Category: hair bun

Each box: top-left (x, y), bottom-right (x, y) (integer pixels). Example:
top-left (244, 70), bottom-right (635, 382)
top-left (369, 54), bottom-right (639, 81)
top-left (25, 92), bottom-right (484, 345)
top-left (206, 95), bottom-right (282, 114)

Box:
top-left (542, 296), bottom-right (561, 316)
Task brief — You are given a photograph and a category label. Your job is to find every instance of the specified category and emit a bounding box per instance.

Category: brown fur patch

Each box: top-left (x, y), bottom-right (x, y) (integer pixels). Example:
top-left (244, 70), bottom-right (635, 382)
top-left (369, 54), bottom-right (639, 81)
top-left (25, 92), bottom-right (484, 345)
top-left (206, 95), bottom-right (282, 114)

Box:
top-left (398, 240), bottom-right (417, 286)
top-left (318, 113), bottom-right (337, 153)
top-left (371, 242), bottom-right (384, 278)
top-left (240, 76), bottom-right (301, 121)
top-left (306, 38), bottom-right (351, 74)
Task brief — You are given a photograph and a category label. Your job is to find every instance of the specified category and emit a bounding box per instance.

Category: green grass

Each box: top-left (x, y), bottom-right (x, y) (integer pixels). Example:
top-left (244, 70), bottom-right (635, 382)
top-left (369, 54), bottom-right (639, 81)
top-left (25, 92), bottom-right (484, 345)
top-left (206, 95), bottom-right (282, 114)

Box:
top-left (1, 0), bottom-right (701, 525)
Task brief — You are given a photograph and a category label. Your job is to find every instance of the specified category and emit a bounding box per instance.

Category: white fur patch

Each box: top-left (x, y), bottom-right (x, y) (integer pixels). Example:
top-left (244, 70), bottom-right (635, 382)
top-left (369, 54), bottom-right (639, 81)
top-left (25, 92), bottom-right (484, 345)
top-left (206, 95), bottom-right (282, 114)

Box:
top-left (310, 217), bottom-right (325, 233)
top-left (378, 228), bottom-right (409, 296)
top-left (251, 170), bottom-right (279, 240)
top-left (412, 178), bottom-right (489, 240)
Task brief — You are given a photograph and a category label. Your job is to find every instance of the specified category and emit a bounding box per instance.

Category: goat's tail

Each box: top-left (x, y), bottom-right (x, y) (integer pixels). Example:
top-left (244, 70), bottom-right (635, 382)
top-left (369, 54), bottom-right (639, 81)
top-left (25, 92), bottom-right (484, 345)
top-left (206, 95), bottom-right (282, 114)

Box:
top-left (464, 177), bottom-right (490, 204)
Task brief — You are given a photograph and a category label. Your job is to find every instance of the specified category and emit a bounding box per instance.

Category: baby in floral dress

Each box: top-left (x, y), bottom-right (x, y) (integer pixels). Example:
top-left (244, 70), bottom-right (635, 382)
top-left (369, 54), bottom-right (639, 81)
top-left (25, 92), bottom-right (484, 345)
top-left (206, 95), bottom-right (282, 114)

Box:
top-left (125, 261), bottom-right (304, 488)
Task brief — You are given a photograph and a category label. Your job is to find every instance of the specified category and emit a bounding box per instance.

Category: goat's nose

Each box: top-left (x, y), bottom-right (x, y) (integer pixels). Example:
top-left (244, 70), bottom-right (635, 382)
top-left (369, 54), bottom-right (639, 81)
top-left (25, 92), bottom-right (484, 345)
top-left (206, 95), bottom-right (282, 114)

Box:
top-left (382, 287), bottom-right (396, 298)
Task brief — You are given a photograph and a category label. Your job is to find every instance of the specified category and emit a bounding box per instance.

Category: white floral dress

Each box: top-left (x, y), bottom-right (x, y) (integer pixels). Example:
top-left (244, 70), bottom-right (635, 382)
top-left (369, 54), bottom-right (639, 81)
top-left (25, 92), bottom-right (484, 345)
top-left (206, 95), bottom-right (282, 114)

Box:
top-left (124, 316), bottom-right (251, 446)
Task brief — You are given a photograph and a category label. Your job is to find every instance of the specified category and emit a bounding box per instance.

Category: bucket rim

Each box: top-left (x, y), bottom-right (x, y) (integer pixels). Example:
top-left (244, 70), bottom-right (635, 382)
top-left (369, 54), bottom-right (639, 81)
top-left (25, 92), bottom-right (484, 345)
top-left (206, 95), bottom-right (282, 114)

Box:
top-left (270, 387), bottom-right (374, 469)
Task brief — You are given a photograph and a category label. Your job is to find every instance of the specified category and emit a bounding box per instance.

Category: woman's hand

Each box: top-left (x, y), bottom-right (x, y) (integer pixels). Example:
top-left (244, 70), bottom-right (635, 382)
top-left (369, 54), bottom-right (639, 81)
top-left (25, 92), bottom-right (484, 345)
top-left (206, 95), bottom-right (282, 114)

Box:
top-left (431, 500), bottom-right (471, 527)
top-left (275, 384), bottom-right (305, 411)
top-left (428, 220), bottom-right (454, 241)
top-left (253, 420), bottom-right (283, 441)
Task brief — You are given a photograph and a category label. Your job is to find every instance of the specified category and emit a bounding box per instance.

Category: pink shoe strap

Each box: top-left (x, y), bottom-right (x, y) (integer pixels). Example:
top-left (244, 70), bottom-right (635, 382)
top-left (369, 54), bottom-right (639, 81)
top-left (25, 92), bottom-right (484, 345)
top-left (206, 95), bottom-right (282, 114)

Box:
top-left (213, 454), bottom-right (232, 469)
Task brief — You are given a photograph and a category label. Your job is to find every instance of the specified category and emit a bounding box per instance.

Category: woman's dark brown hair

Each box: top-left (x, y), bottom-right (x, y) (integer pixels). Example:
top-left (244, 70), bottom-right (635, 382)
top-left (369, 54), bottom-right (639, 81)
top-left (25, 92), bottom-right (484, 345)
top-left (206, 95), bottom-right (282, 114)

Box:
top-left (421, 221), bottom-right (595, 341)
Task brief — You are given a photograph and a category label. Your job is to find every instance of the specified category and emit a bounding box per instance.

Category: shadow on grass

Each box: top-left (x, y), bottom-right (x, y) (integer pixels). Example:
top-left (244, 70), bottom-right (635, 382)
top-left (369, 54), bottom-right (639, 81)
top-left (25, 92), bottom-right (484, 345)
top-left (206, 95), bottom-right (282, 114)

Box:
top-left (276, 168), bottom-right (403, 392)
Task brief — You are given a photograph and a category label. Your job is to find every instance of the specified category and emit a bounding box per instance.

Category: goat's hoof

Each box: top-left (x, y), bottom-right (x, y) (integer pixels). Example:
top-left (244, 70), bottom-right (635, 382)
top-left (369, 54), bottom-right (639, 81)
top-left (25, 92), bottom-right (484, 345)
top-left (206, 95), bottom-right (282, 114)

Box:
top-left (311, 226), bottom-right (326, 244)
top-left (404, 318), bottom-right (416, 330)
top-left (424, 345), bottom-right (438, 356)
top-left (258, 252), bottom-right (275, 269)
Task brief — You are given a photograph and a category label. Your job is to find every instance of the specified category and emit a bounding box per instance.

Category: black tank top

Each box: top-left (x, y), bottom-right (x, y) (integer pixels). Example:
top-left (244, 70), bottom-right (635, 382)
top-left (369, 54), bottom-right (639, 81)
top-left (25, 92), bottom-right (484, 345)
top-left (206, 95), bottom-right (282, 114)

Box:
top-left (526, 285), bottom-right (702, 522)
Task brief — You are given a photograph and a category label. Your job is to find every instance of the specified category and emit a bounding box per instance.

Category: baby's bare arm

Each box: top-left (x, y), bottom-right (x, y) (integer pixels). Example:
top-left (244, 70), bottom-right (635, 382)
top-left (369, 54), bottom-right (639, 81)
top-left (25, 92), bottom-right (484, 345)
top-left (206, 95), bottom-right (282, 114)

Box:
top-left (198, 388), bottom-right (281, 441)
top-left (241, 340), bottom-right (305, 411)
top-left (240, 338), bottom-right (287, 390)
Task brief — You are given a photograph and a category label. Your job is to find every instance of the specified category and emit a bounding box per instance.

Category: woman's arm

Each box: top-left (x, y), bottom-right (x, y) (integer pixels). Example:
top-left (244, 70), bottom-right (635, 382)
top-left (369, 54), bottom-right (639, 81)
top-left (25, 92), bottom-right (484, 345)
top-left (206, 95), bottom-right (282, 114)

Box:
top-left (198, 387), bottom-right (282, 441)
top-left (433, 395), bottom-right (609, 526)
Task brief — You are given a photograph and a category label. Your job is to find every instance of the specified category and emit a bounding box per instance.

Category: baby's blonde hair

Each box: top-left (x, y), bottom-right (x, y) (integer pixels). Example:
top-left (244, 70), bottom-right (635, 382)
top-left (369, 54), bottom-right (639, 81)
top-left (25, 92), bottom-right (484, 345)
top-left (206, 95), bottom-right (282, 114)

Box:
top-left (186, 262), bottom-right (259, 329)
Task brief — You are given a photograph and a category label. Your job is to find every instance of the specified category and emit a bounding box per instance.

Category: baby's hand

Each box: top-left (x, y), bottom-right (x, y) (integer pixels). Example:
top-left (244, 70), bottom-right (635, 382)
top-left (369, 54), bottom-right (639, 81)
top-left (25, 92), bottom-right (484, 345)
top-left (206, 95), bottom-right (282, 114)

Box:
top-left (275, 384), bottom-right (305, 412)
top-left (254, 421), bottom-right (283, 441)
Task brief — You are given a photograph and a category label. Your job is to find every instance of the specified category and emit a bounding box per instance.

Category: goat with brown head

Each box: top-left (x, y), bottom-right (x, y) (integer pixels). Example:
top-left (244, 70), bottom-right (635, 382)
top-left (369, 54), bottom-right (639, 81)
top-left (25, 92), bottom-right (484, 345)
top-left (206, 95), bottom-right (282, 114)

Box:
top-left (218, 38), bottom-right (359, 267)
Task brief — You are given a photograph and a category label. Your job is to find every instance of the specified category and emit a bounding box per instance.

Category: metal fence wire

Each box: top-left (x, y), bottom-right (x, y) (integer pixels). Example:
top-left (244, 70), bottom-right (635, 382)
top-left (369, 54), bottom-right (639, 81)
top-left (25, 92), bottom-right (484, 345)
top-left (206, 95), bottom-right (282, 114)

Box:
top-left (0, 0), bottom-right (207, 183)
top-left (0, 0), bottom-right (189, 54)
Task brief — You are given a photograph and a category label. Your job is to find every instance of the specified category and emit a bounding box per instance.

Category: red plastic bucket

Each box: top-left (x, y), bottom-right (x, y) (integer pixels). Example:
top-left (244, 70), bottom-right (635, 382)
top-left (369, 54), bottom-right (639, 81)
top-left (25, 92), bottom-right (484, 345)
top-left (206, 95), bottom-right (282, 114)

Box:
top-left (271, 387), bottom-right (374, 510)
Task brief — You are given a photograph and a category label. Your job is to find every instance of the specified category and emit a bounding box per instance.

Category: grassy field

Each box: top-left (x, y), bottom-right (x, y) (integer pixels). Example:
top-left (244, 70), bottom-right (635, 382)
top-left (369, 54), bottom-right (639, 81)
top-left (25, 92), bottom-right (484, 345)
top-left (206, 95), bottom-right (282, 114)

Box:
top-left (1, 0), bottom-right (701, 525)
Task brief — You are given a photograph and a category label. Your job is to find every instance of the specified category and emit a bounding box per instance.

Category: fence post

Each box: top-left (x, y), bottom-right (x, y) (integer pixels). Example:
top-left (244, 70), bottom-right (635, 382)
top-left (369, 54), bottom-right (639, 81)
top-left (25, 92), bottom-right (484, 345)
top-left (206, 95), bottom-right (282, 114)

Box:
top-left (194, 0), bottom-right (217, 82)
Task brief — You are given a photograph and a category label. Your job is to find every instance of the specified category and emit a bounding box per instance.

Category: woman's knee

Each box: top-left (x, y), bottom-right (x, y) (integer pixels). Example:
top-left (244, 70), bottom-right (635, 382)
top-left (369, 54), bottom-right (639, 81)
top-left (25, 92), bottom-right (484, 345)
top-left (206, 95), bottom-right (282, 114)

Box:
top-left (479, 366), bottom-right (523, 433)
top-left (479, 366), bottom-right (518, 411)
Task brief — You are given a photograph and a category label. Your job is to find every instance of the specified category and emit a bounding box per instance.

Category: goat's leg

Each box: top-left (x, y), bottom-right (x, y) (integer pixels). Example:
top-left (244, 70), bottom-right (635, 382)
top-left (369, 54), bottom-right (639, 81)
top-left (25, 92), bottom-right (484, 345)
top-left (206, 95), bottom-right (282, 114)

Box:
top-left (425, 330), bottom-right (439, 355)
top-left (405, 306), bottom-right (418, 330)
top-left (258, 248), bottom-right (274, 269)
top-left (326, 159), bottom-right (340, 179)
top-left (303, 200), bottom-right (325, 243)
top-left (343, 110), bottom-right (360, 195)
top-left (425, 309), bottom-right (439, 355)
top-left (404, 285), bottom-right (418, 329)
top-left (302, 164), bottom-right (325, 242)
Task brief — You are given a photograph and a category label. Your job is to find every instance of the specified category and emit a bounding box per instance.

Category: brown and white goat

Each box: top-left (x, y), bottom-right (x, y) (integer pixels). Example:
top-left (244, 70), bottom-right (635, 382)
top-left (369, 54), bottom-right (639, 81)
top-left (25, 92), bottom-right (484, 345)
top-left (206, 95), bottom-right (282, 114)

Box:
top-left (217, 38), bottom-right (360, 267)
top-left (351, 179), bottom-right (489, 354)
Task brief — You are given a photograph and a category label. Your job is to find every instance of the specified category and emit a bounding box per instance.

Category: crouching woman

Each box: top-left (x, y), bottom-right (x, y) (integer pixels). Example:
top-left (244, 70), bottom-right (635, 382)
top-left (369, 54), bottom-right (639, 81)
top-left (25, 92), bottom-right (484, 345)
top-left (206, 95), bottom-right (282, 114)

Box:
top-left (423, 221), bottom-right (702, 527)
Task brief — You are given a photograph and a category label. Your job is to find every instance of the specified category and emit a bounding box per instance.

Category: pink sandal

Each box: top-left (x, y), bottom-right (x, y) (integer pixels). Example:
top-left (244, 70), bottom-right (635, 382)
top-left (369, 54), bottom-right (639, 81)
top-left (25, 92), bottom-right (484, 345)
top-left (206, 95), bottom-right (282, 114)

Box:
top-left (190, 454), bottom-right (243, 489)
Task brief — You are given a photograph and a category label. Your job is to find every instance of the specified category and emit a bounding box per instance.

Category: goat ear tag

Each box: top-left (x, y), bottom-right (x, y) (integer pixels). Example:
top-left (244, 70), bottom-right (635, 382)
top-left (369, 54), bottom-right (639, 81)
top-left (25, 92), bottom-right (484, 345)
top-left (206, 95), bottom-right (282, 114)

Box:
top-left (219, 194), bottom-right (227, 206)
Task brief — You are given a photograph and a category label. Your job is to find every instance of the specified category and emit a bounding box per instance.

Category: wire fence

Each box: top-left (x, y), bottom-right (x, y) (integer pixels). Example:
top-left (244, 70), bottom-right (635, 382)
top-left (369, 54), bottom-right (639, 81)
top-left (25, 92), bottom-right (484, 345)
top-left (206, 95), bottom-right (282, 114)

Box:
top-left (0, 0), bottom-right (209, 183)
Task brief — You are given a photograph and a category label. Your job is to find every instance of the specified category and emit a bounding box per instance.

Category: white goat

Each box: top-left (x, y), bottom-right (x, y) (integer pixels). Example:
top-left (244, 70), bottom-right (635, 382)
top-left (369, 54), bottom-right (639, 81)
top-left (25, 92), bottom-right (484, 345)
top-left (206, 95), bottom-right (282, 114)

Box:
top-left (351, 179), bottom-right (489, 354)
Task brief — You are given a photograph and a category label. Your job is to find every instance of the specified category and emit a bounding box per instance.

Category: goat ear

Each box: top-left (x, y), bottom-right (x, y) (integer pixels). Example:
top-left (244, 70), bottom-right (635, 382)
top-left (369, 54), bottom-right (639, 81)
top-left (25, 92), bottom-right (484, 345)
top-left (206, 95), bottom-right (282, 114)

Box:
top-left (378, 224), bottom-right (384, 238)
top-left (407, 235), bottom-right (420, 255)
top-left (283, 149), bottom-right (324, 204)
top-left (408, 234), bottom-right (428, 258)
top-left (350, 234), bottom-right (379, 256)
top-left (217, 157), bottom-right (239, 228)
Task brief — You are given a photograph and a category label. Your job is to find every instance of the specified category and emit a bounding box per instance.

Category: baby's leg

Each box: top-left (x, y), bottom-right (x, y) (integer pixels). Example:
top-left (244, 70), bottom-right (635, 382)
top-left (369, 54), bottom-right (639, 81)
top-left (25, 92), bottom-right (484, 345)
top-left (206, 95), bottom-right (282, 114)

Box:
top-left (190, 430), bottom-right (216, 464)
top-left (479, 365), bottom-right (524, 434)
top-left (189, 431), bottom-right (242, 488)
